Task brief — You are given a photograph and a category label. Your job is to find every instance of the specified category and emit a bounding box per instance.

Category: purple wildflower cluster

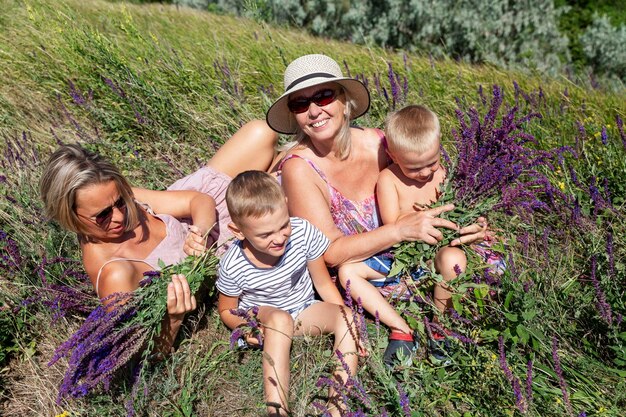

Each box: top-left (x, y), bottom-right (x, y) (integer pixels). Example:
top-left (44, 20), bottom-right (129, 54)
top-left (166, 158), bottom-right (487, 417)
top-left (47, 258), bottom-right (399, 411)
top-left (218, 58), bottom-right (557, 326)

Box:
top-left (48, 292), bottom-right (148, 401)
top-left (2, 131), bottom-right (41, 172)
top-left (22, 256), bottom-right (98, 321)
top-left (102, 76), bottom-right (148, 125)
top-left (314, 350), bottom-right (371, 416)
top-left (551, 336), bottom-right (573, 416)
top-left (228, 306), bottom-right (263, 349)
top-left (342, 280), bottom-right (369, 347)
top-left (309, 280), bottom-right (373, 416)
top-left (397, 382), bottom-right (411, 417)
top-left (497, 336), bottom-right (528, 413)
top-left (425, 316), bottom-right (476, 345)
top-left (68, 79), bottom-right (94, 107)
top-left (512, 81), bottom-right (546, 110)
top-left (606, 232), bottom-right (614, 278)
top-left (449, 85), bottom-right (570, 217)
top-left (370, 62), bottom-right (408, 110)
top-left (213, 58), bottom-right (245, 101)
top-left (393, 83), bottom-right (573, 278)
top-left (0, 229), bottom-right (23, 274)
top-left (589, 255), bottom-right (614, 325)
top-left (48, 252), bottom-right (218, 403)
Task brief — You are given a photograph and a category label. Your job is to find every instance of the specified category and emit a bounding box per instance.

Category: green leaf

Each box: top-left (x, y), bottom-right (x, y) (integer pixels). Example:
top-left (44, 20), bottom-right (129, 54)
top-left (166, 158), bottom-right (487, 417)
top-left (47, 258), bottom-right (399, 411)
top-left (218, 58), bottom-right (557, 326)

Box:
top-left (504, 312), bottom-right (518, 322)
top-left (158, 258), bottom-right (167, 270)
top-left (406, 315), bottom-right (419, 330)
top-left (504, 291), bottom-right (514, 310)
top-left (480, 328), bottom-right (500, 342)
top-left (521, 309), bottom-right (538, 321)
top-left (451, 295), bottom-right (463, 314)
top-left (388, 260), bottom-right (405, 277)
top-left (516, 324), bottom-right (530, 344)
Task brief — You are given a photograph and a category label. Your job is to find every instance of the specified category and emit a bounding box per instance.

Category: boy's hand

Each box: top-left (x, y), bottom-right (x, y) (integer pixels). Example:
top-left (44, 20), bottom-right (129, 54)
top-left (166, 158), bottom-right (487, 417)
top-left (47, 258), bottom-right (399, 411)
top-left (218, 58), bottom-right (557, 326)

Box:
top-left (244, 327), bottom-right (264, 347)
top-left (184, 225), bottom-right (208, 256)
top-left (450, 216), bottom-right (488, 246)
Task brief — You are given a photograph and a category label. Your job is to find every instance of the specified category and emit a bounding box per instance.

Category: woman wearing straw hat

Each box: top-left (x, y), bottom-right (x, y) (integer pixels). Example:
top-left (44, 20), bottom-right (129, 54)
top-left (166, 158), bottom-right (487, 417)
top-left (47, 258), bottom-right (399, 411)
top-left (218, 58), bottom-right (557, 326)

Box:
top-left (267, 54), bottom-right (486, 366)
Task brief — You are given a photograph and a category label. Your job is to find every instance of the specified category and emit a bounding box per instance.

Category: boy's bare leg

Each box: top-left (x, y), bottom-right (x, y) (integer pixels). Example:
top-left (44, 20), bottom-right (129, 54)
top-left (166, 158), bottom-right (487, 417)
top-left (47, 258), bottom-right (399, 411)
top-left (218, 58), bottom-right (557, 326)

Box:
top-left (295, 302), bottom-right (359, 417)
top-left (257, 306), bottom-right (294, 416)
top-left (433, 246), bottom-right (467, 317)
top-left (338, 262), bottom-right (413, 335)
top-left (205, 120), bottom-right (279, 178)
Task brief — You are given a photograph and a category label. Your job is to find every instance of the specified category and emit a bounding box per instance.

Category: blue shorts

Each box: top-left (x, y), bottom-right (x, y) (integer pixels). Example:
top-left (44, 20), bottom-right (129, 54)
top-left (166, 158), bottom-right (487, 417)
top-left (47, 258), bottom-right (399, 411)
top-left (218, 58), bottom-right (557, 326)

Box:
top-left (286, 299), bottom-right (319, 319)
top-left (364, 255), bottom-right (425, 287)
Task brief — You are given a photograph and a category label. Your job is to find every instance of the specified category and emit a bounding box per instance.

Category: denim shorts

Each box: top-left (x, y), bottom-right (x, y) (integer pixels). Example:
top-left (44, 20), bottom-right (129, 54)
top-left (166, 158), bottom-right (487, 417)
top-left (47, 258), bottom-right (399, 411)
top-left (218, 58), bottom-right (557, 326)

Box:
top-left (364, 255), bottom-right (425, 287)
top-left (286, 299), bottom-right (320, 319)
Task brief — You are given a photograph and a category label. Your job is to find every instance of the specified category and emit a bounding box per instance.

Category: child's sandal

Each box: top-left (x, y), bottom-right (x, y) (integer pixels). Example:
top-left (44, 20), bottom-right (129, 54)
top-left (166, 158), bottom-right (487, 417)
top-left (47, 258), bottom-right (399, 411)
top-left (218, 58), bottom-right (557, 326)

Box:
top-left (383, 331), bottom-right (419, 368)
top-left (428, 329), bottom-right (454, 365)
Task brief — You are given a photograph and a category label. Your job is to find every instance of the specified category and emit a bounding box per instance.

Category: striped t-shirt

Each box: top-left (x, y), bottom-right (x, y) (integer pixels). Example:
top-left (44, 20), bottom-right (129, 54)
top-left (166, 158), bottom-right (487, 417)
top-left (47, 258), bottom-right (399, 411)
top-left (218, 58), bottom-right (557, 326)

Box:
top-left (216, 217), bottom-right (330, 311)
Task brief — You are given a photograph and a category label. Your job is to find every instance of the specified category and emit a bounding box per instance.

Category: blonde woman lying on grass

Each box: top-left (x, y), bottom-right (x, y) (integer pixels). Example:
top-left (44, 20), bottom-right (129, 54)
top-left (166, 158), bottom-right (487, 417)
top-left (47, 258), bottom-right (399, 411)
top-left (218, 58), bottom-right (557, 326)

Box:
top-left (40, 121), bottom-right (280, 354)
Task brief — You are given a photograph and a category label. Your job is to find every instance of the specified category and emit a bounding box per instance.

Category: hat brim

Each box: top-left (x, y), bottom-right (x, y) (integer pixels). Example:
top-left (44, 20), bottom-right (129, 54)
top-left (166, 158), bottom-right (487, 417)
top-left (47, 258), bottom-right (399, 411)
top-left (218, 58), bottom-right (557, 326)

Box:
top-left (266, 78), bottom-right (370, 135)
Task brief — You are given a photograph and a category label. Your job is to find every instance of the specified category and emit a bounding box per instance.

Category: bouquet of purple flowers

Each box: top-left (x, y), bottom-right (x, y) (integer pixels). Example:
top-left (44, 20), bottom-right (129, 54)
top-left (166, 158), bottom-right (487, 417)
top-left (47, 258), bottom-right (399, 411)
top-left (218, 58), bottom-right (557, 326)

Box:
top-left (48, 251), bottom-right (218, 402)
top-left (390, 85), bottom-right (569, 276)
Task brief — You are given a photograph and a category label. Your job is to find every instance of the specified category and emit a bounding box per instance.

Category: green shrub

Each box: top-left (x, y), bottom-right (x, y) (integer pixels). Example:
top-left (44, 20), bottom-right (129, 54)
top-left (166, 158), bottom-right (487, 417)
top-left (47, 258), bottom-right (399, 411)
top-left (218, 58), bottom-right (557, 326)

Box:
top-left (202, 0), bottom-right (626, 89)
top-left (580, 14), bottom-right (626, 81)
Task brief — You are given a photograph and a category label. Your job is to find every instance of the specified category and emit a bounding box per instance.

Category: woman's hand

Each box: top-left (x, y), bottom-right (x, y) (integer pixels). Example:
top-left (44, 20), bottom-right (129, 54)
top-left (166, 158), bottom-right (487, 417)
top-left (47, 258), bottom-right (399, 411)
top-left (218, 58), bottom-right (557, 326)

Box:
top-left (394, 204), bottom-right (458, 245)
top-left (183, 225), bottom-right (208, 256)
top-left (450, 216), bottom-right (488, 246)
top-left (166, 274), bottom-right (197, 321)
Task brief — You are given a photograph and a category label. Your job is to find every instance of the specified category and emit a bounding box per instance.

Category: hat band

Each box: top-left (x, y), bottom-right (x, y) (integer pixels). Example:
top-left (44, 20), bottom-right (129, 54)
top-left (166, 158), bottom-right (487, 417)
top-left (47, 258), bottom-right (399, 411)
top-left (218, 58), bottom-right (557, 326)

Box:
top-left (286, 72), bottom-right (338, 92)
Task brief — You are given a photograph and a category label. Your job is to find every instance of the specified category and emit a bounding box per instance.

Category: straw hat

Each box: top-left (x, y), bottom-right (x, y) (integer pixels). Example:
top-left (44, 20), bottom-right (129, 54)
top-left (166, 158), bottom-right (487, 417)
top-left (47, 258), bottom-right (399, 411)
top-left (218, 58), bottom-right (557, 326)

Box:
top-left (266, 54), bottom-right (370, 134)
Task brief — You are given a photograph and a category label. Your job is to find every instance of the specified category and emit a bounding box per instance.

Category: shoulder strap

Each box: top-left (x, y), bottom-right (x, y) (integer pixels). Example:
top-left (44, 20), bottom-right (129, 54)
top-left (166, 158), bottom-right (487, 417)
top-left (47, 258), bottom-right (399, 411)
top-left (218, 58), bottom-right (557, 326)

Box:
top-left (375, 128), bottom-right (389, 151)
top-left (278, 154), bottom-right (329, 183)
top-left (95, 257), bottom-right (154, 298)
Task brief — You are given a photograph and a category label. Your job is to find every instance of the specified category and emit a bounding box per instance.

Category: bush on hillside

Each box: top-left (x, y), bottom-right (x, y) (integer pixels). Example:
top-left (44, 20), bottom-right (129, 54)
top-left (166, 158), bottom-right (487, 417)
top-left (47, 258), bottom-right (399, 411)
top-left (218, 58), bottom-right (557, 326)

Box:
top-left (198, 0), bottom-right (626, 88)
top-left (212, 0), bottom-right (569, 73)
top-left (580, 14), bottom-right (626, 81)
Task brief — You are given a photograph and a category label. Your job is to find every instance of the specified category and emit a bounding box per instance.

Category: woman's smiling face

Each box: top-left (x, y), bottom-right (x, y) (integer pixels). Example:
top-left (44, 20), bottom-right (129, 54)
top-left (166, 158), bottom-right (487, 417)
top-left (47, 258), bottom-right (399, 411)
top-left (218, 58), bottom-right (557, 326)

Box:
top-left (291, 82), bottom-right (346, 143)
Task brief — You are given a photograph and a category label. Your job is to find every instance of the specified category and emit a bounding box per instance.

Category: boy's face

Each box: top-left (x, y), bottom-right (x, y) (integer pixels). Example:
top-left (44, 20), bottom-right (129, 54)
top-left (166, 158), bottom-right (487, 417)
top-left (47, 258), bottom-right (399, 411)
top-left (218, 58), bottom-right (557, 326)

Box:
top-left (389, 141), bottom-right (441, 184)
top-left (229, 202), bottom-right (292, 262)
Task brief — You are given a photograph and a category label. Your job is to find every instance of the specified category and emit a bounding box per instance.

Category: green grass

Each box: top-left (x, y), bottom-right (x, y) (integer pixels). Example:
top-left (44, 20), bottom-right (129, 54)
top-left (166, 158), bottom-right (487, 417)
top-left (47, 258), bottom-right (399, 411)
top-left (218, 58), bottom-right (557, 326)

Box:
top-left (1, 0), bottom-right (625, 416)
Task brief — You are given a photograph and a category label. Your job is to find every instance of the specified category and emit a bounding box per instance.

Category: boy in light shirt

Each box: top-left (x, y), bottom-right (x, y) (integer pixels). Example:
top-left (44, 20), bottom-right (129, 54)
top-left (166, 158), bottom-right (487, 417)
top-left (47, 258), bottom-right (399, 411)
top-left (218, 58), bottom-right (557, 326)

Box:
top-left (216, 170), bottom-right (361, 417)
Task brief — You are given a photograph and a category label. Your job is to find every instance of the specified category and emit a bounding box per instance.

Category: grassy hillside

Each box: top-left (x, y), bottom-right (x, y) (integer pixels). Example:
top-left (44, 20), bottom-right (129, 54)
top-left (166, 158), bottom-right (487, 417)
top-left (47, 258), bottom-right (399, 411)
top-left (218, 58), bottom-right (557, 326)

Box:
top-left (1, 1), bottom-right (625, 416)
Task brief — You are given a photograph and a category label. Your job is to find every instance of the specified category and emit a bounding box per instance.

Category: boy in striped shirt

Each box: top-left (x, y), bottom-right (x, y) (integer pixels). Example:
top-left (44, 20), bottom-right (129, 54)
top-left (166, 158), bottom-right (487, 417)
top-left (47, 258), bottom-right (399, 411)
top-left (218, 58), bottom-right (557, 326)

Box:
top-left (216, 170), bottom-right (361, 417)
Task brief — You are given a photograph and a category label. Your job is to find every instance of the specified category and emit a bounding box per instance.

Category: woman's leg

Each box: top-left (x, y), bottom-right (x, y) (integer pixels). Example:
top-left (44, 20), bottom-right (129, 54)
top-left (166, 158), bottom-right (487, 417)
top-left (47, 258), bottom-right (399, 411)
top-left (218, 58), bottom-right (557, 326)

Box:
top-left (433, 246), bottom-right (467, 315)
top-left (205, 120), bottom-right (280, 178)
top-left (338, 262), bottom-right (412, 335)
top-left (257, 306), bottom-right (295, 416)
top-left (295, 302), bottom-right (359, 417)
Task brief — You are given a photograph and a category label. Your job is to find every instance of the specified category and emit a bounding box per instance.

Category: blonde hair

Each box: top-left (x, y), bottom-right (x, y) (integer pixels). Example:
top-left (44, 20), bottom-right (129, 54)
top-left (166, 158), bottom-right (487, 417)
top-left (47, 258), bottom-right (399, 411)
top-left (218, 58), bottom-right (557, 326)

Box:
top-left (385, 105), bottom-right (441, 155)
top-left (40, 144), bottom-right (139, 236)
top-left (283, 86), bottom-right (355, 160)
top-left (226, 170), bottom-right (286, 225)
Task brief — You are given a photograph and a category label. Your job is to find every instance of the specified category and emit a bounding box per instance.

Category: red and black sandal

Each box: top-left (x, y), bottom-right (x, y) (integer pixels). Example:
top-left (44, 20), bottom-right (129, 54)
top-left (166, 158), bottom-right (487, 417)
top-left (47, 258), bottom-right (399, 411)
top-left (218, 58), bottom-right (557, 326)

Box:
top-left (383, 330), bottom-right (419, 368)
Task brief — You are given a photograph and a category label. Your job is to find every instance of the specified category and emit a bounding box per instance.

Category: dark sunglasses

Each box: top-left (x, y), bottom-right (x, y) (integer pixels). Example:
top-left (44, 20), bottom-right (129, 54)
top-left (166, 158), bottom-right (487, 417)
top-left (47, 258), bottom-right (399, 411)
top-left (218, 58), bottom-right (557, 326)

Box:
top-left (287, 88), bottom-right (340, 114)
top-left (93, 196), bottom-right (127, 226)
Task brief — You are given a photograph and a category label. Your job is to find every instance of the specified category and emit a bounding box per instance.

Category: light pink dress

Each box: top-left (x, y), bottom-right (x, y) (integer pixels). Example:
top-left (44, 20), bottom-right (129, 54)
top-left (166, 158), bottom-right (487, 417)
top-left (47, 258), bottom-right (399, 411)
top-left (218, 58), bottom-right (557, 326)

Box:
top-left (94, 212), bottom-right (188, 297)
top-left (167, 166), bottom-right (234, 250)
